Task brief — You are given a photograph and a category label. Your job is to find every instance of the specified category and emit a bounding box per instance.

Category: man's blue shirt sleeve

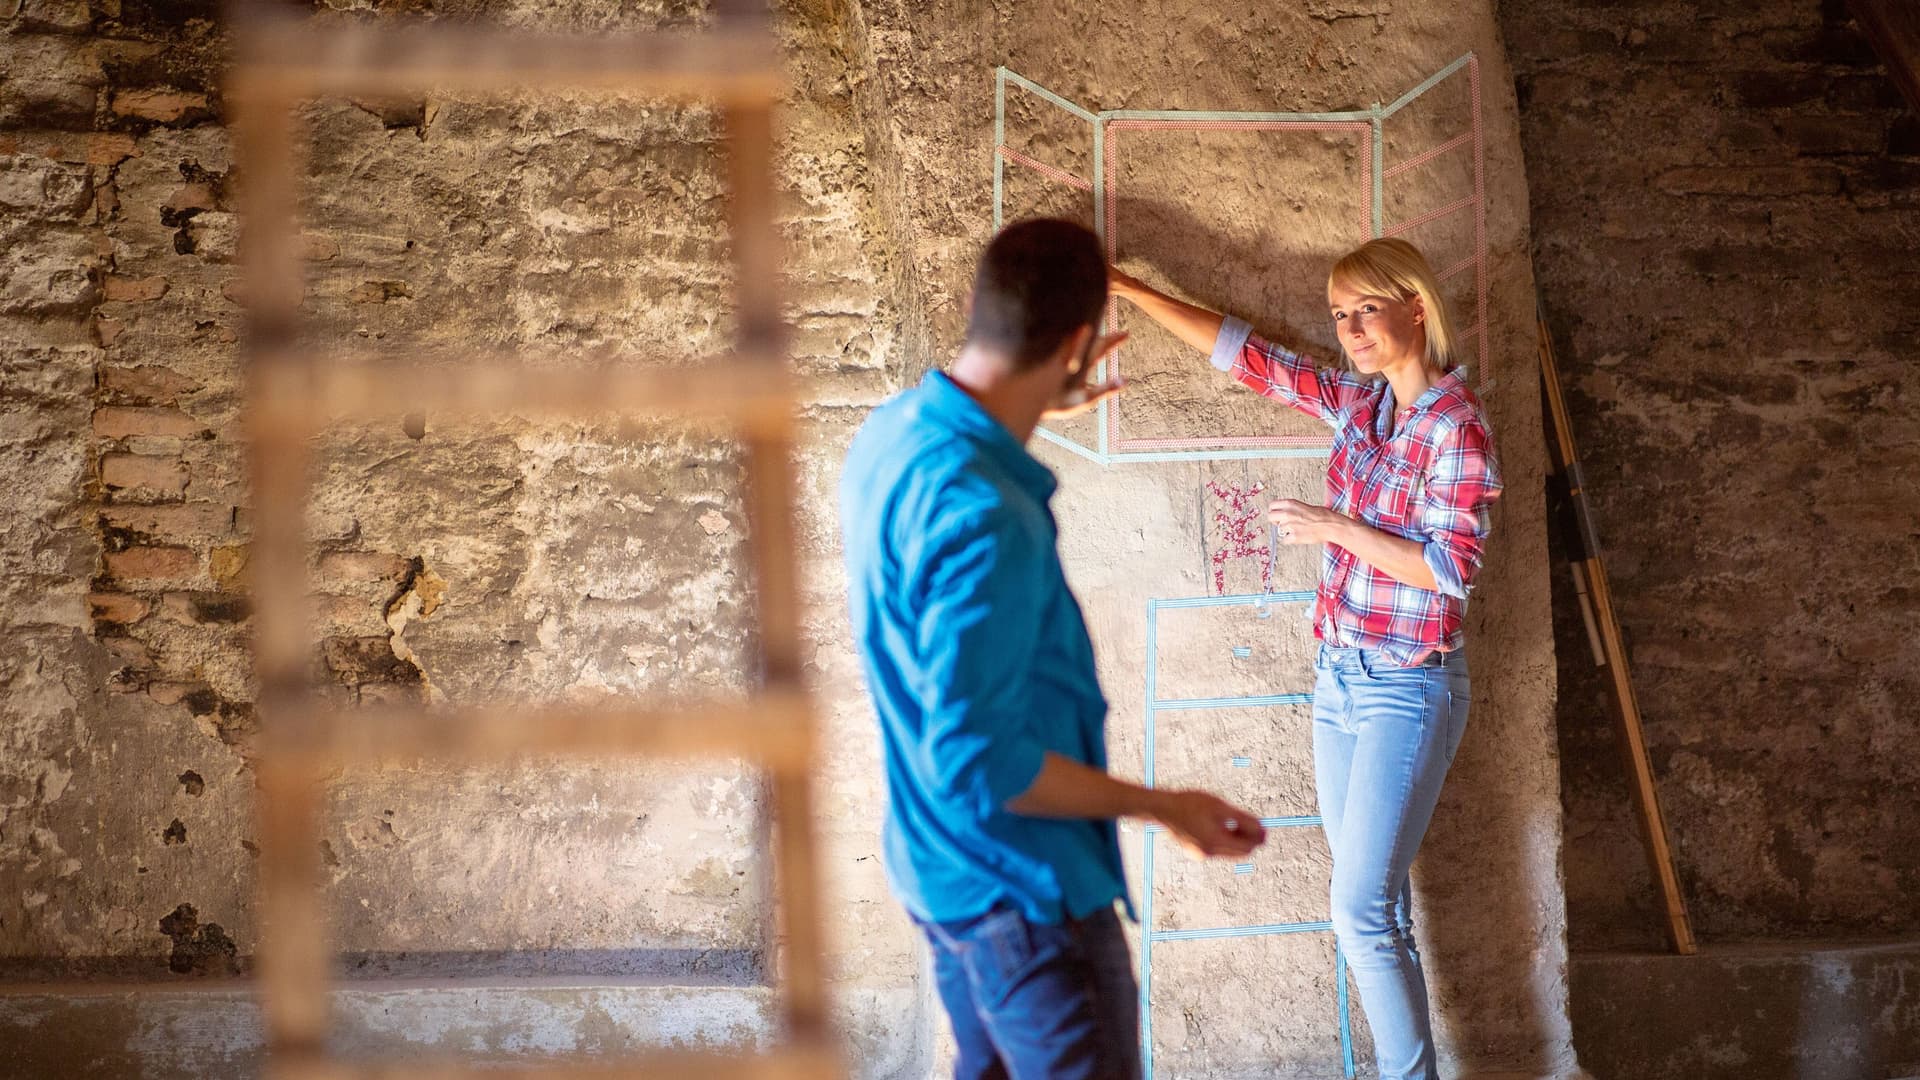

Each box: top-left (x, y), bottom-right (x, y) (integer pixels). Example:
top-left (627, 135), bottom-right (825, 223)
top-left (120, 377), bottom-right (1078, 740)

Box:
top-left (907, 500), bottom-right (1050, 822)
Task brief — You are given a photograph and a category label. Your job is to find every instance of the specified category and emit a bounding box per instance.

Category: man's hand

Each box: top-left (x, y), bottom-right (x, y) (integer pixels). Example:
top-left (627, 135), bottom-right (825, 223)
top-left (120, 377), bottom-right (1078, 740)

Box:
top-left (1006, 755), bottom-right (1265, 859)
top-left (1042, 330), bottom-right (1128, 420)
top-left (1150, 789), bottom-right (1267, 858)
top-left (1269, 499), bottom-right (1353, 546)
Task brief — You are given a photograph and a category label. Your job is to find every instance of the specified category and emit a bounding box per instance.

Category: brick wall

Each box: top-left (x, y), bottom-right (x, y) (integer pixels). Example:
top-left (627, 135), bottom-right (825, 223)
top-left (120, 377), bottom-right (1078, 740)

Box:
top-left (1504, 0), bottom-right (1920, 946)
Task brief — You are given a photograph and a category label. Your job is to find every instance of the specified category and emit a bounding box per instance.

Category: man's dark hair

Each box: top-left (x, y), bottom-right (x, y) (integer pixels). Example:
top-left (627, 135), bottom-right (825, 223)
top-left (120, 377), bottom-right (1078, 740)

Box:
top-left (964, 217), bottom-right (1107, 368)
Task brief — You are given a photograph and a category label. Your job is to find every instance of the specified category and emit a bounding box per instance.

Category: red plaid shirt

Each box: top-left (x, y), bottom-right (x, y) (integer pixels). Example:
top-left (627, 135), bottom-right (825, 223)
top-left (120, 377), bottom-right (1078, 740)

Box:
top-left (1211, 317), bottom-right (1503, 666)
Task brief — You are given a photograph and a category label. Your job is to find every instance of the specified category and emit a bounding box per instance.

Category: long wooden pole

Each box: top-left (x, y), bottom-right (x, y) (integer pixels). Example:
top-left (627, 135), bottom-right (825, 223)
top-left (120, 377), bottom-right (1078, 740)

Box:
top-left (1849, 0), bottom-right (1920, 117)
top-left (1538, 317), bottom-right (1698, 956)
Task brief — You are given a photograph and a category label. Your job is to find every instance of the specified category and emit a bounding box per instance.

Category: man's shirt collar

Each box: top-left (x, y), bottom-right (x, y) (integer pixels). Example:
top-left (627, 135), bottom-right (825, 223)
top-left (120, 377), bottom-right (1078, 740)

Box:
top-left (919, 370), bottom-right (1059, 503)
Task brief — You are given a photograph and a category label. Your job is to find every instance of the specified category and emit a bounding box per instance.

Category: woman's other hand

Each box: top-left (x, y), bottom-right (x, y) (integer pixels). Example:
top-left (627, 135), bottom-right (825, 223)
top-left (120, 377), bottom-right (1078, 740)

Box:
top-left (1269, 499), bottom-right (1353, 546)
top-left (1271, 498), bottom-right (1439, 589)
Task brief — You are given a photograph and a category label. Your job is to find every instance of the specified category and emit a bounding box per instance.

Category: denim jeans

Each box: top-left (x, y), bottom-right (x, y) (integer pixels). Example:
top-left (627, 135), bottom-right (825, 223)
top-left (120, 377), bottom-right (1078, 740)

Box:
top-left (918, 903), bottom-right (1141, 1080)
top-left (1312, 644), bottom-right (1470, 1080)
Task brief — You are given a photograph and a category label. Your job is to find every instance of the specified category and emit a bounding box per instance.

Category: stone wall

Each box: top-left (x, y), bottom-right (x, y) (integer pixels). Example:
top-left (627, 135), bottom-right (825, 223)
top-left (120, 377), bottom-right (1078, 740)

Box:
top-left (3, 0), bottom-right (926, 1065)
top-left (849, 3), bottom-right (1580, 1075)
top-left (4, 1), bottom-right (1579, 1075)
top-left (1503, 0), bottom-right (1920, 949)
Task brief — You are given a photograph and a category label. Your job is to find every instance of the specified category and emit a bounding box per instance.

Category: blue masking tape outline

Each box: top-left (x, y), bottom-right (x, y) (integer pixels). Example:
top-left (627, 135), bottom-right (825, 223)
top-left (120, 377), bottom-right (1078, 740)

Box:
top-left (1142, 592), bottom-right (1354, 1079)
top-left (995, 53), bottom-right (1481, 467)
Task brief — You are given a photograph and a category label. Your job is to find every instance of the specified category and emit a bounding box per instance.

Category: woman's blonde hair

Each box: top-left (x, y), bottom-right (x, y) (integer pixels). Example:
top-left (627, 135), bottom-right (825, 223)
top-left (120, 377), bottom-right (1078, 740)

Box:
top-left (1327, 237), bottom-right (1457, 372)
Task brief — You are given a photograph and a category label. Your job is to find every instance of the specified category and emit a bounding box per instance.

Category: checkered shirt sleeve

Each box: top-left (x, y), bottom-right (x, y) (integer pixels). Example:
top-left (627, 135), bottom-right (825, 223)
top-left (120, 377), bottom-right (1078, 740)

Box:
top-left (1209, 316), bottom-right (1370, 426)
top-left (1416, 417), bottom-right (1502, 599)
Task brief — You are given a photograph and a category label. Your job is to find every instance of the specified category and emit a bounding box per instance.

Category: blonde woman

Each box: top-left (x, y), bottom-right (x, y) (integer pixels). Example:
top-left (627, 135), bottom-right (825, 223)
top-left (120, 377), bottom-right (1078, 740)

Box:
top-left (1111, 238), bottom-right (1502, 1080)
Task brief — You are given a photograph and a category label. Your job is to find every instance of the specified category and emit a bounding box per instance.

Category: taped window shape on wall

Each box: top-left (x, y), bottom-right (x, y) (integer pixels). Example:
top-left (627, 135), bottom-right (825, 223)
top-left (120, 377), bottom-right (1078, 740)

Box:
top-left (995, 55), bottom-right (1490, 467)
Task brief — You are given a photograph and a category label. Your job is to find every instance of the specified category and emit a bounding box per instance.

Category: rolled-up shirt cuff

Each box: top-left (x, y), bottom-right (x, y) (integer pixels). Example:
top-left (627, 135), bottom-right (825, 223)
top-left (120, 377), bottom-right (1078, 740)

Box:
top-left (981, 734), bottom-right (1049, 811)
top-left (1209, 315), bottom-right (1254, 372)
top-left (1423, 541), bottom-right (1471, 600)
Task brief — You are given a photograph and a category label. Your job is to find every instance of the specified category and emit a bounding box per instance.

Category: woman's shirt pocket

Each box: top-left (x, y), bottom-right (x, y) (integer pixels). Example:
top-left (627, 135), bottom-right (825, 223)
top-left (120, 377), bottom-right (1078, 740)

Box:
top-left (1360, 453), bottom-right (1426, 535)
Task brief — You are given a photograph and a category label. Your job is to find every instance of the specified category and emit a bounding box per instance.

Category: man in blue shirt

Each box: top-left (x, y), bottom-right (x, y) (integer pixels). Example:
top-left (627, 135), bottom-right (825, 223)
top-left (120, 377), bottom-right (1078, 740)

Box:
top-left (841, 218), bottom-right (1266, 1079)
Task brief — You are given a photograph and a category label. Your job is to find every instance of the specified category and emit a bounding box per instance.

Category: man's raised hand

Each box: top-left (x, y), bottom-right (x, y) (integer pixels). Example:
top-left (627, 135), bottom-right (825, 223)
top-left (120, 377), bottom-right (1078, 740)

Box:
top-left (1042, 330), bottom-right (1128, 420)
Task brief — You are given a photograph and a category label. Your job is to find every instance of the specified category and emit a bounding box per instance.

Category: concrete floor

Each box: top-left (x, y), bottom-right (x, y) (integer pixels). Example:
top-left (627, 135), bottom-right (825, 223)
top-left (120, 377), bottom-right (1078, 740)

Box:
top-left (1572, 937), bottom-right (1920, 1080)
top-left (7, 936), bottom-right (1917, 1077)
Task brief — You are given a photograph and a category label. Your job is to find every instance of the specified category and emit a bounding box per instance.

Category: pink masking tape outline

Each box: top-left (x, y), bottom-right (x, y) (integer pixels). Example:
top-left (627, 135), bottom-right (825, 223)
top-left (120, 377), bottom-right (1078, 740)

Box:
top-left (1375, 55), bottom-right (1489, 378)
top-left (1382, 129), bottom-right (1472, 181)
top-left (996, 144), bottom-right (1093, 192)
top-left (1104, 118), bottom-right (1372, 451)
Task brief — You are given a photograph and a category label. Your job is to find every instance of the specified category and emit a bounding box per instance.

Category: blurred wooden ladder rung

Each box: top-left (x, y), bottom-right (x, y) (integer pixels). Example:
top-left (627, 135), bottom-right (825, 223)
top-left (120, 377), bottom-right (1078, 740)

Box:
top-left (234, 8), bottom-right (836, 1077)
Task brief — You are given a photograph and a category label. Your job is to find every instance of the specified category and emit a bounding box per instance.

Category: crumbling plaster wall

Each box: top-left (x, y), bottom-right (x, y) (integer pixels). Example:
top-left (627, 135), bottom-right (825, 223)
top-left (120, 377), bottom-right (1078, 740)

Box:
top-left (1503, 0), bottom-right (1920, 949)
top-left (6, 0), bottom-right (1579, 1076)
top-left (3, 0), bottom-right (926, 1068)
top-left (847, 2), bottom-right (1579, 1076)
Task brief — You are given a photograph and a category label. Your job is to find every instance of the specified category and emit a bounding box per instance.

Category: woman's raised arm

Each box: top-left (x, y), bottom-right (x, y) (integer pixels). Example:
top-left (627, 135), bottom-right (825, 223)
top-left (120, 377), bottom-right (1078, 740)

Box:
top-left (1108, 267), bottom-right (1351, 426)
top-left (1108, 269), bottom-right (1224, 353)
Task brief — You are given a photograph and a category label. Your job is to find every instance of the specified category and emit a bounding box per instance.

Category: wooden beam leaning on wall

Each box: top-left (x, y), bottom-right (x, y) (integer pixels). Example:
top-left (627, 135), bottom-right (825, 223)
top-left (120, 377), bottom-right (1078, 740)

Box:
top-left (1849, 0), bottom-right (1920, 117)
top-left (231, 5), bottom-right (839, 1077)
top-left (1537, 315), bottom-right (1698, 956)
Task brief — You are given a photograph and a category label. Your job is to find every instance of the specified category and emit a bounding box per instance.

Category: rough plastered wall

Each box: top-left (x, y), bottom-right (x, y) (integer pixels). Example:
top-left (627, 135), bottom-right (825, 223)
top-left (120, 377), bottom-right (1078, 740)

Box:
top-left (1, 0), bottom-right (925, 1073)
top-left (4, 1), bottom-right (1577, 1078)
top-left (845, 1), bottom-right (1580, 1076)
top-left (1502, 0), bottom-right (1920, 949)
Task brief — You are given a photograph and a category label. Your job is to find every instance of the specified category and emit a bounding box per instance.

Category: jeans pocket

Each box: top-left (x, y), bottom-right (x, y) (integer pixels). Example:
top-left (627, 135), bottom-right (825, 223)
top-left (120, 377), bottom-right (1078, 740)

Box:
top-left (1444, 688), bottom-right (1470, 761)
top-left (1445, 668), bottom-right (1472, 708)
top-left (1355, 648), bottom-right (1424, 685)
top-left (964, 909), bottom-right (1035, 996)
top-left (968, 911), bottom-right (1087, 1013)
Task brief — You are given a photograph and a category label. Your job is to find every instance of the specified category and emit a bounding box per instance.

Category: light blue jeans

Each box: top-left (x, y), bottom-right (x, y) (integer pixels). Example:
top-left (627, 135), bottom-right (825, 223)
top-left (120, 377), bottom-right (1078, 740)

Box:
top-left (1312, 644), bottom-right (1470, 1080)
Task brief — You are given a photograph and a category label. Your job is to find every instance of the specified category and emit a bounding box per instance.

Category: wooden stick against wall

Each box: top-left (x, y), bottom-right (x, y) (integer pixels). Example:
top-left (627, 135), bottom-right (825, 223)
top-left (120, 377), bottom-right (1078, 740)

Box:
top-left (1849, 0), bottom-right (1920, 117)
top-left (1538, 316), bottom-right (1698, 956)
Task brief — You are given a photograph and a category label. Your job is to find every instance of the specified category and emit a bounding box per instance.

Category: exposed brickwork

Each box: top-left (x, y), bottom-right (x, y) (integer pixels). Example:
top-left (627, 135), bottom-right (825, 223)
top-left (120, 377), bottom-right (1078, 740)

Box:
top-left (99, 452), bottom-right (188, 495)
top-left (91, 405), bottom-right (202, 438)
top-left (1, 0), bottom-right (909, 1004)
top-left (103, 545), bottom-right (198, 584)
top-left (1504, 0), bottom-right (1920, 945)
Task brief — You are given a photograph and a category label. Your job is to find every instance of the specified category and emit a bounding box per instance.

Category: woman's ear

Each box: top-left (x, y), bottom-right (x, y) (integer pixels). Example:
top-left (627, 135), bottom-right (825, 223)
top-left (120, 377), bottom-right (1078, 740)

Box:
top-left (1410, 294), bottom-right (1426, 325)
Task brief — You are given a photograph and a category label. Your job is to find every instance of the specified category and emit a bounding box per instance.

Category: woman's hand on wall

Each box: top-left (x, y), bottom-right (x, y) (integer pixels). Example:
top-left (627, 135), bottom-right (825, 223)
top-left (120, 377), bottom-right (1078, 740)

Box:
top-left (1108, 266), bottom-right (1146, 300)
top-left (1103, 266), bottom-right (1227, 355)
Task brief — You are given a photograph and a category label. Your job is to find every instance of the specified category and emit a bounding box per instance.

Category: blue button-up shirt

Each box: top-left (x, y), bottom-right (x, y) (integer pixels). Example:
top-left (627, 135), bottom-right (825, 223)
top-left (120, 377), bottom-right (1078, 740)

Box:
top-left (839, 371), bottom-right (1128, 926)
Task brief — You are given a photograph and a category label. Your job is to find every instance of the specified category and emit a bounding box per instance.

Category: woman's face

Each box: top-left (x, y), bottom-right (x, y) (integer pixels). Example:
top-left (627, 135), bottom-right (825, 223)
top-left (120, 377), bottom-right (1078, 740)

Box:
top-left (1328, 282), bottom-right (1425, 375)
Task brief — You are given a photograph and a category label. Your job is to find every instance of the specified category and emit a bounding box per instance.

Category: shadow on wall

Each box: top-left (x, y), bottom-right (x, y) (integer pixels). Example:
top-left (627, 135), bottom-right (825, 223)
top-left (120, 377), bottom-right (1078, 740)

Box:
top-left (1106, 191), bottom-right (1350, 361)
top-left (1417, 692), bottom-right (1558, 1072)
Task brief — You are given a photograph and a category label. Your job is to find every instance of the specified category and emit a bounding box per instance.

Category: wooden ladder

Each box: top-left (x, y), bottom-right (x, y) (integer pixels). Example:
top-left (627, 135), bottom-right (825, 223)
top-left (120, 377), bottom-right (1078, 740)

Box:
top-left (1538, 315), bottom-right (1697, 956)
top-left (232, 9), bottom-right (839, 1076)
